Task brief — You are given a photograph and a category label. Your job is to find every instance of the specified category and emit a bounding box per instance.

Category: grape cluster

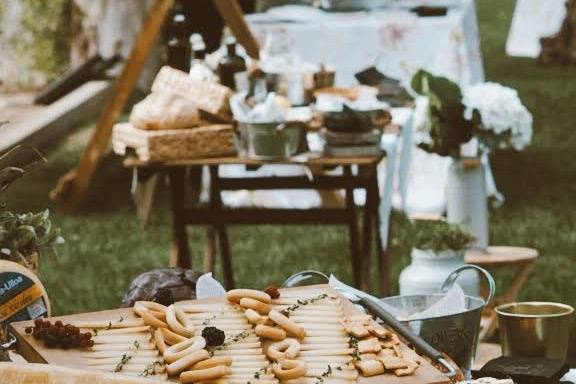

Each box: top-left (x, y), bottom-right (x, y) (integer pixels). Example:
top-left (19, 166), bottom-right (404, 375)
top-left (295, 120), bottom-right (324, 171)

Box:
top-left (24, 319), bottom-right (94, 349)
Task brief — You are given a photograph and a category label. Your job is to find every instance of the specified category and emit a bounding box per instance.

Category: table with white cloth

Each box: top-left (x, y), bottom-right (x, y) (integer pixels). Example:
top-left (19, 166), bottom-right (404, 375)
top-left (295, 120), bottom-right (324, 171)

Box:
top-left (243, 2), bottom-right (494, 219)
top-left (246, 1), bottom-right (484, 86)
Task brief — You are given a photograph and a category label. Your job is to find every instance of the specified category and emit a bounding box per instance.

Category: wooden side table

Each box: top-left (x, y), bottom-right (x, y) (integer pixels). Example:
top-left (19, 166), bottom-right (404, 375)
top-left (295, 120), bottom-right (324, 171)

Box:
top-left (465, 246), bottom-right (539, 340)
top-left (125, 154), bottom-right (391, 294)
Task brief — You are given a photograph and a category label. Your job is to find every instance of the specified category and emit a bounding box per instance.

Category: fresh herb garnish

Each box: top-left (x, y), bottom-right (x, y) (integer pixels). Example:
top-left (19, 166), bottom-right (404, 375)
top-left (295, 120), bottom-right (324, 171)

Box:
top-left (285, 293), bottom-right (328, 314)
top-left (139, 360), bottom-right (165, 377)
top-left (315, 364), bottom-right (345, 384)
top-left (202, 315), bottom-right (217, 326)
top-left (348, 336), bottom-right (361, 362)
top-left (212, 330), bottom-right (251, 353)
top-left (114, 353), bottom-right (132, 372)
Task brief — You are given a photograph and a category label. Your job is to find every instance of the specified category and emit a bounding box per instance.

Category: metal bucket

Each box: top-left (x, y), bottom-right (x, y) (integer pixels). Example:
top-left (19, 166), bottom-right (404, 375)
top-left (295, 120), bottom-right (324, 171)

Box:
top-left (235, 121), bottom-right (307, 160)
top-left (380, 265), bottom-right (495, 373)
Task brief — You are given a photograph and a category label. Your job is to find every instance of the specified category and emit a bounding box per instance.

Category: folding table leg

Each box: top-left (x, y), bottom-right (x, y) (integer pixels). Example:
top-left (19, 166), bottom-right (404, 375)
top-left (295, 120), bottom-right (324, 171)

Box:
top-left (344, 166), bottom-right (361, 287)
top-left (372, 175), bottom-right (390, 296)
top-left (360, 168), bottom-right (378, 292)
top-left (169, 167), bottom-right (191, 269)
top-left (209, 166), bottom-right (235, 289)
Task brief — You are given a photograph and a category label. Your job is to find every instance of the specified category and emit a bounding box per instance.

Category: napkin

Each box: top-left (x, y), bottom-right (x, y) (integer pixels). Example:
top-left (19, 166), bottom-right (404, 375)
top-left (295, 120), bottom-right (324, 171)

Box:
top-left (195, 273), bottom-right (226, 299)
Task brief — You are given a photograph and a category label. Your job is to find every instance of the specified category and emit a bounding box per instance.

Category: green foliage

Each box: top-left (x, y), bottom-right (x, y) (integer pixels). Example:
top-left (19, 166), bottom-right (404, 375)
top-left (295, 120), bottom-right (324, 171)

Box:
top-left (0, 145), bottom-right (63, 268)
top-left (10, 0), bottom-right (69, 81)
top-left (411, 220), bottom-right (474, 252)
top-left (0, 210), bottom-right (63, 267)
top-left (411, 69), bottom-right (480, 157)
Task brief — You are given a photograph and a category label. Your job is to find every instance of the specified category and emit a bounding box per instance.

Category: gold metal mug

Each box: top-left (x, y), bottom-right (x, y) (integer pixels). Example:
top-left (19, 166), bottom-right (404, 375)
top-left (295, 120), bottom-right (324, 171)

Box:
top-left (496, 302), bottom-right (574, 360)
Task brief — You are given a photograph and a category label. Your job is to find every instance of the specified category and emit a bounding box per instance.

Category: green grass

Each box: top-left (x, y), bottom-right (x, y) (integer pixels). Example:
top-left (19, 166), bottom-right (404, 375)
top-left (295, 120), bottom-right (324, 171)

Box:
top-left (3, 0), bottom-right (575, 356)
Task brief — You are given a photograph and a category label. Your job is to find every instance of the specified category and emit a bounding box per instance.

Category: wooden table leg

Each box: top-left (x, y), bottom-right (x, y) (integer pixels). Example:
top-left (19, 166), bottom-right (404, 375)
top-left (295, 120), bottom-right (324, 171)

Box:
top-left (371, 173), bottom-right (390, 296)
top-left (344, 166), bottom-right (361, 287)
top-left (169, 167), bottom-right (191, 269)
top-left (360, 167), bottom-right (376, 292)
top-left (209, 166), bottom-right (235, 290)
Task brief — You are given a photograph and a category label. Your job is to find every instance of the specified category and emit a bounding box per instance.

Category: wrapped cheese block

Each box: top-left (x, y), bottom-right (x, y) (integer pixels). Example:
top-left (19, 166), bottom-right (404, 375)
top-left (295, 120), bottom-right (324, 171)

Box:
top-left (0, 362), bottom-right (167, 384)
top-left (129, 92), bottom-right (200, 130)
top-left (151, 66), bottom-right (233, 119)
top-left (0, 260), bottom-right (50, 340)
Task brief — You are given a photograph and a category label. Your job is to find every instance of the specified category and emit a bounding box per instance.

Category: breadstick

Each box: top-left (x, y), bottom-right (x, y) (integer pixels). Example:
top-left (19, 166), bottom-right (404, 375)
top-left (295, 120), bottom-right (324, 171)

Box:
top-left (300, 356), bottom-right (353, 364)
top-left (272, 360), bottom-right (308, 380)
top-left (268, 310), bottom-right (306, 339)
top-left (134, 307), bottom-right (168, 329)
top-left (227, 289), bottom-right (271, 304)
top-left (213, 349), bottom-right (263, 356)
top-left (299, 349), bottom-right (354, 356)
top-left (83, 356), bottom-right (160, 365)
top-left (219, 342), bottom-right (262, 350)
top-left (92, 334), bottom-right (151, 344)
top-left (301, 337), bottom-right (349, 344)
top-left (81, 350), bottom-right (159, 359)
top-left (166, 304), bottom-right (194, 337)
top-left (306, 369), bottom-right (358, 380)
top-left (255, 324), bottom-right (286, 340)
top-left (181, 365), bottom-right (230, 383)
top-left (228, 361), bottom-right (269, 368)
top-left (239, 298), bottom-right (270, 314)
top-left (134, 301), bottom-right (167, 321)
top-left (284, 377), bottom-right (355, 384)
top-left (164, 336), bottom-right (206, 363)
top-left (91, 326), bottom-right (151, 335)
top-left (153, 328), bottom-right (167, 354)
top-left (192, 356), bottom-right (233, 370)
top-left (71, 319), bottom-right (145, 329)
top-left (300, 344), bottom-right (350, 351)
top-left (160, 327), bottom-right (187, 345)
top-left (178, 304), bottom-right (240, 313)
top-left (244, 309), bottom-right (268, 325)
top-left (90, 342), bottom-right (156, 351)
top-left (267, 338), bottom-right (301, 360)
top-left (166, 349), bottom-right (210, 376)
top-left (289, 316), bottom-right (342, 324)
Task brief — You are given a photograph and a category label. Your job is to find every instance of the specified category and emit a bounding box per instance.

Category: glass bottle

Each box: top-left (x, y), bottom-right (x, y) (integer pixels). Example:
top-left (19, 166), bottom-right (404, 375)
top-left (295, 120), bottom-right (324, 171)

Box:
top-left (217, 38), bottom-right (247, 90)
top-left (189, 33), bottom-right (217, 82)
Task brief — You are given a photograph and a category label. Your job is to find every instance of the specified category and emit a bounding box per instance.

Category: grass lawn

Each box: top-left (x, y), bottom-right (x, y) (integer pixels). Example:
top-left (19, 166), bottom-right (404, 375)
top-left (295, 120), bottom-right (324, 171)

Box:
top-left (3, 0), bottom-right (575, 355)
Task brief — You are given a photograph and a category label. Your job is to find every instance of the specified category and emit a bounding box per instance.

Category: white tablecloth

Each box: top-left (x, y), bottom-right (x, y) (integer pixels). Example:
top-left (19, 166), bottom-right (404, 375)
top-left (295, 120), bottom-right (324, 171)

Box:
top-left (247, 1), bottom-right (484, 86)
top-left (506, 0), bottom-right (566, 58)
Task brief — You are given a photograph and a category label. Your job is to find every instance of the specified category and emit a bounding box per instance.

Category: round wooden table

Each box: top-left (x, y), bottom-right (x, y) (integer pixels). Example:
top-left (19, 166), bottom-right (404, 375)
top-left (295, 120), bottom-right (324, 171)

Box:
top-left (465, 246), bottom-right (539, 340)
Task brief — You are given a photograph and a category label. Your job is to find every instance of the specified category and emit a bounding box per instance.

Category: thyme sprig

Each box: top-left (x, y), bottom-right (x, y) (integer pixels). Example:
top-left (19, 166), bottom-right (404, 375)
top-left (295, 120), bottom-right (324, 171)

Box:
top-left (285, 293), bottom-right (329, 314)
top-left (315, 364), bottom-right (344, 384)
top-left (114, 353), bottom-right (132, 372)
top-left (139, 360), bottom-right (165, 377)
top-left (211, 330), bottom-right (251, 355)
top-left (202, 315), bottom-right (217, 326)
top-left (348, 336), bottom-right (361, 362)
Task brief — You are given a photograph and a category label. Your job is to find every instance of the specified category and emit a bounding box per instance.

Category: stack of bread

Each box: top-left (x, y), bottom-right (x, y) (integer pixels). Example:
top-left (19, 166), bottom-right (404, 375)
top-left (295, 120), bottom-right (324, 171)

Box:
top-left (112, 66), bottom-right (236, 162)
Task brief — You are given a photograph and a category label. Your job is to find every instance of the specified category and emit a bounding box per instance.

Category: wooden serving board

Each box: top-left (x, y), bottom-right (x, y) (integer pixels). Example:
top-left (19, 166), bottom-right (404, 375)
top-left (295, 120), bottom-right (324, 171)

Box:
top-left (10, 286), bottom-right (450, 384)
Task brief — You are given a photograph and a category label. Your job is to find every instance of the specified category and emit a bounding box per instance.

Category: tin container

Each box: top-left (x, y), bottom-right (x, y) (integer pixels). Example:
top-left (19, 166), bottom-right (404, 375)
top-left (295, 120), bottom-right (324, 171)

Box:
top-left (379, 265), bottom-right (495, 373)
top-left (235, 121), bottom-right (308, 160)
top-left (496, 302), bottom-right (574, 361)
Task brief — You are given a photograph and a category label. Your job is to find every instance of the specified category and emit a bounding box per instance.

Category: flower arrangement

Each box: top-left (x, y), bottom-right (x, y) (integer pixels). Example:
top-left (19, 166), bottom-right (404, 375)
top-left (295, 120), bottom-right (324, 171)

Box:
top-left (462, 82), bottom-right (533, 151)
top-left (411, 70), bottom-right (479, 158)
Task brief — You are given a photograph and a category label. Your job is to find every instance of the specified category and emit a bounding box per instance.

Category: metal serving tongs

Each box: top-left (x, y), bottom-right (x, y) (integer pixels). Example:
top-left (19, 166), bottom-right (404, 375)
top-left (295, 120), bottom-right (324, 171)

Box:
top-left (281, 271), bottom-right (459, 378)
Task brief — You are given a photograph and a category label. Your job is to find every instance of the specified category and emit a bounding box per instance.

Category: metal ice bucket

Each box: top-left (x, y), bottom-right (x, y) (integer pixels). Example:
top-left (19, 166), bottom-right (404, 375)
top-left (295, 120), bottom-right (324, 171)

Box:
top-left (235, 121), bottom-right (308, 160)
top-left (379, 265), bottom-right (495, 372)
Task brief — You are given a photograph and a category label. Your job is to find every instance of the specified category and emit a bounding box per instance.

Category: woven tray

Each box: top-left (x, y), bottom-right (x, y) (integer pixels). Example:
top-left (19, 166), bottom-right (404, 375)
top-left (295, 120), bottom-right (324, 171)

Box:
top-left (112, 123), bottom-right (236, 162)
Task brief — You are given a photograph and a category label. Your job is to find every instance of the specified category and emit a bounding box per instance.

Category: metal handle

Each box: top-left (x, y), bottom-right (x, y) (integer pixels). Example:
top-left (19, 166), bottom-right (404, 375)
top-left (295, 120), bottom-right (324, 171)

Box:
top-left (281, 270), bottom-right (329, 288)
top-left (441, 264), bottom-right (495, 305)
top-left (360, 296), bottom-right (458, 378)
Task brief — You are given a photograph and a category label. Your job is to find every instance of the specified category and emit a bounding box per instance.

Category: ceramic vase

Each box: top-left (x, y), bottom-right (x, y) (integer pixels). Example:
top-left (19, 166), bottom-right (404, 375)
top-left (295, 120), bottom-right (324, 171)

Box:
top-left (446, 158), bottom-right (489, 249)
top-left (399, 248), bottom-right (480, 296)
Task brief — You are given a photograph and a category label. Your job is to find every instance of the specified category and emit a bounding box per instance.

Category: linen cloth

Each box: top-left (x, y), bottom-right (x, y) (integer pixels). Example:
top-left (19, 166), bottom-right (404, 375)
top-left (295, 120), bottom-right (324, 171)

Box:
top-left (246, 1), bottom-right (484, 86)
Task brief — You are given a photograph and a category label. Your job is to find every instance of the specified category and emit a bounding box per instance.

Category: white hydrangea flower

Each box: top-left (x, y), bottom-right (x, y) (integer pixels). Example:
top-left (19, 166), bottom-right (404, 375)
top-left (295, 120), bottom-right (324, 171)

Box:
top-left (462, 82), bottom-right (533, 151)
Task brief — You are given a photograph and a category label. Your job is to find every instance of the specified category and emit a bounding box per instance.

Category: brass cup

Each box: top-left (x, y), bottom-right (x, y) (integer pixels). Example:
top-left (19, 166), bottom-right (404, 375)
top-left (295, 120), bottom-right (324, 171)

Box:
top-left (496, 302), bottom-right (574, 361)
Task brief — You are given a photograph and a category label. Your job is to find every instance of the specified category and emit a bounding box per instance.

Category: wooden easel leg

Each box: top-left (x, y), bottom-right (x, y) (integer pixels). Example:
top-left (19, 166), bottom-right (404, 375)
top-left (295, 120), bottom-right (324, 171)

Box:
top-left (344, 166), bottom-right (361, 287)
top-left (209, 166), bottom-right (235, 289)
top-left (51, 0), bottom-right (174, 213)
top-left (169, 167), bottom-right (191, 269)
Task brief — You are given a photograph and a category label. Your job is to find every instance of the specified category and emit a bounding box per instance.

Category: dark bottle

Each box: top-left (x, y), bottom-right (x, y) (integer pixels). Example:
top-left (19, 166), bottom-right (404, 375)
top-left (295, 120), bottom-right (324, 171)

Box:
top-left (167, 13), bottom-right (191, 72)
top-left (217, 38), bottom-right (247, 90)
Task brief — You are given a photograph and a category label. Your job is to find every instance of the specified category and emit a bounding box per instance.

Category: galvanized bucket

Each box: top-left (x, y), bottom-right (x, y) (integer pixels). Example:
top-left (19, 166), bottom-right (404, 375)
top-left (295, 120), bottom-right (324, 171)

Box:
top-left (379, 265), bottom-right (495, 373)
top-left (235, 121), bottom-right (307, 160)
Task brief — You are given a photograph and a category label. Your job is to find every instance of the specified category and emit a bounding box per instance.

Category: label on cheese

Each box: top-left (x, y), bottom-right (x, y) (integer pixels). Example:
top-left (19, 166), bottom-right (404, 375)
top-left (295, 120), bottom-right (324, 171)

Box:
top-left (0, 261), bottom-right (50, 332)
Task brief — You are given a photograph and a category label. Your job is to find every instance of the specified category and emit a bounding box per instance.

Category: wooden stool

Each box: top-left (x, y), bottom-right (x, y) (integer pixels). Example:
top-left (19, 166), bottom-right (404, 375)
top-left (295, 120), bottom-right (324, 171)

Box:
top-left (465, 246), bottom-right (539, 341)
